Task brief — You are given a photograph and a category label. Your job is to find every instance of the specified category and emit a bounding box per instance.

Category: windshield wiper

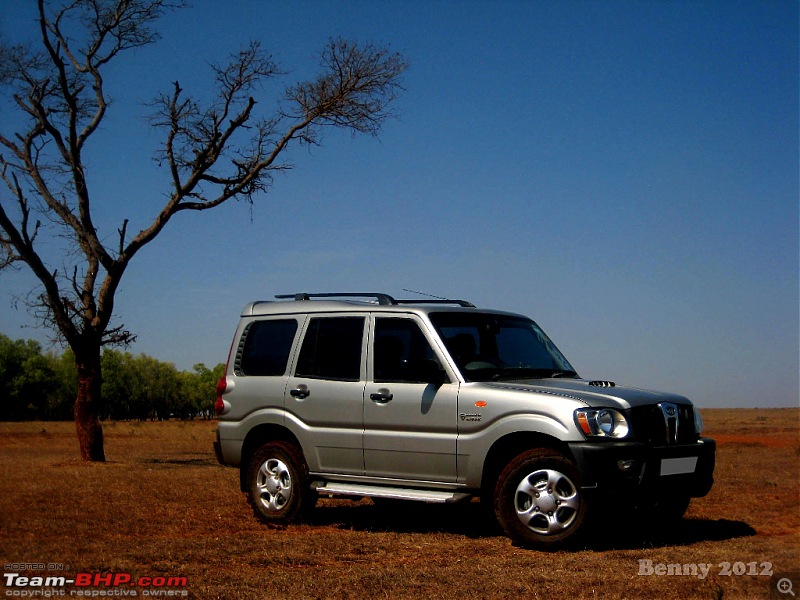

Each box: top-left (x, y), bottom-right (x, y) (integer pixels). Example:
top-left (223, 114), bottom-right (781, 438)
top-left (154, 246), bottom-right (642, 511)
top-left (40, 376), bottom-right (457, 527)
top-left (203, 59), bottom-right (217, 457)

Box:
top-left (487, 369), bottom-right (579, 382)
top-left (549, 370), bottom-right (579, 378)
top-left (490, 368), bottom-right (551, 382)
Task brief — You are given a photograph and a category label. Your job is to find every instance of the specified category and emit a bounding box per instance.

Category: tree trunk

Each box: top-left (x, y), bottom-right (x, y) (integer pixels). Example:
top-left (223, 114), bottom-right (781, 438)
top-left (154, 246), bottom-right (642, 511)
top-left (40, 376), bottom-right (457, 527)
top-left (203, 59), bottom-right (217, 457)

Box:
top-left (74, 347), bottom-right (105, 462)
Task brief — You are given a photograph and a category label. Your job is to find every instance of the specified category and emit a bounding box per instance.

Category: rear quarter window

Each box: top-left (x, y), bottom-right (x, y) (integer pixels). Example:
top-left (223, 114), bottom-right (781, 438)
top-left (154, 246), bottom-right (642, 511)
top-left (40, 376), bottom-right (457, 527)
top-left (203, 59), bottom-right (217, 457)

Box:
top-left (236, 319), bottom-right (299, 376)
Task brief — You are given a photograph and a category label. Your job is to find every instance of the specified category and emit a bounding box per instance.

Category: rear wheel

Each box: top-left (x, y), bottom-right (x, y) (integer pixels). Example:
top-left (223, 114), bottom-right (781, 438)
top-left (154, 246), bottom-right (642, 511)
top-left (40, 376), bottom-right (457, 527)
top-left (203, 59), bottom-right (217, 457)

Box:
top-left (246, 442), bottom-right (314, 524)
top-left (494, 449), bottom-right (587, 549)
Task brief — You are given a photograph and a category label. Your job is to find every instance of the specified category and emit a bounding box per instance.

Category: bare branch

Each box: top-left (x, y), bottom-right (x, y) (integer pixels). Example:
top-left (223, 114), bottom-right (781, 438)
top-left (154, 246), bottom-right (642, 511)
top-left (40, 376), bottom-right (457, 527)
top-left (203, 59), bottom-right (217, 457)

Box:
top-left (1, 0), bottom-right (187, 351)
top-left (117, 218), bottom-right (128, 256)
top-left (0, 3), bottom-right (406, 462)
top-left (286, 38), bottom-right (408, 141)
top-left (146, 38), bottom-right (406, 219)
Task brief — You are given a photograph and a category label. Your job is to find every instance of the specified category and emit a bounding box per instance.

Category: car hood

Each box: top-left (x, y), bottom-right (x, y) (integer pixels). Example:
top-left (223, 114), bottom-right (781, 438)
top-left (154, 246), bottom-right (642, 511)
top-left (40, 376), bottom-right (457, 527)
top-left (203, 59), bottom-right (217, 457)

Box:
top-left (477, 378), bottom-right (692, 409)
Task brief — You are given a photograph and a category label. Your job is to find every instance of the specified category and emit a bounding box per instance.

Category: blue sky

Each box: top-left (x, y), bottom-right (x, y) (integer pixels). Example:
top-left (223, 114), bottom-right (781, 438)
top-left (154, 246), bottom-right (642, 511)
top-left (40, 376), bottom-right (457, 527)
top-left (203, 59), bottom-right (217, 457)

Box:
top-left (1, 1), bottom-right (797, 408)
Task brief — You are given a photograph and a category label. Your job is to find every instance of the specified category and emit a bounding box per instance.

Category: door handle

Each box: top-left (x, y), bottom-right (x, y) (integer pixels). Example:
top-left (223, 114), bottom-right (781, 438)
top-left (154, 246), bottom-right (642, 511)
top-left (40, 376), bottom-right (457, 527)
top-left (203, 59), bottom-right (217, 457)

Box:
top-left (370, 390), bottom-right (393, 403)
top-left (290, 386), bottom-right (310, 399)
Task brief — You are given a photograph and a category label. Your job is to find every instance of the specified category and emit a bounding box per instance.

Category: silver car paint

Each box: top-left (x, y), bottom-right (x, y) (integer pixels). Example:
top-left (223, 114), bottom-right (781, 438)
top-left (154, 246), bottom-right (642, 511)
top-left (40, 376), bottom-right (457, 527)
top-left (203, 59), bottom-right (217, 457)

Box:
top-left (218, 300), bottom-right (696, 491)
top-left (283, 311), bottom-right (368, 475)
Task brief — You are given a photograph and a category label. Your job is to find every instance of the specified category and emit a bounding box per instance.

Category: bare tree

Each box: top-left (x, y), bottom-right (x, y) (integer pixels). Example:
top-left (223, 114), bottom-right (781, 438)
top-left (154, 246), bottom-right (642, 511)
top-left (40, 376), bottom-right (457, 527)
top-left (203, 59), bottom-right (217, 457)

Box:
top-left (0, 0), bottom-right (407, 461)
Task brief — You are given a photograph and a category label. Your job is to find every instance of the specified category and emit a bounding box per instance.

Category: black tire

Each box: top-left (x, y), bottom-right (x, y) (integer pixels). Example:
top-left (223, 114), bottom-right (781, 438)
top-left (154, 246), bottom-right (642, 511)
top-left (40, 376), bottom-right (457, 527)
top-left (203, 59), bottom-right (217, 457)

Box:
top-left (494, 449), bottom-right (587, 549)
top-left (246, 441), bottom-right (314, 524)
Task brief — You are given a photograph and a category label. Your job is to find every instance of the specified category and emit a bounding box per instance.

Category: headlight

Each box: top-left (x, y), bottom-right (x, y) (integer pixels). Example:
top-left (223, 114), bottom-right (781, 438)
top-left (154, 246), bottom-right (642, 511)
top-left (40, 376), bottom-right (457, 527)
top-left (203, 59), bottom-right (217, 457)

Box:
top-left (694, 407), bottom-right (704, 435)
top-left (596, 409), bottom-right (615, 435)
top-left (575, 408), bottom-right (630, 439)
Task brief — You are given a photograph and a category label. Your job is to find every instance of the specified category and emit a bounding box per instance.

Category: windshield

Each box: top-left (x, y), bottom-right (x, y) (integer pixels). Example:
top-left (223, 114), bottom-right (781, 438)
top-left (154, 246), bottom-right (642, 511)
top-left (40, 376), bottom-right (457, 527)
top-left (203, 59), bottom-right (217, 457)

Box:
top-left (430, 312), bottom-right (577, 382)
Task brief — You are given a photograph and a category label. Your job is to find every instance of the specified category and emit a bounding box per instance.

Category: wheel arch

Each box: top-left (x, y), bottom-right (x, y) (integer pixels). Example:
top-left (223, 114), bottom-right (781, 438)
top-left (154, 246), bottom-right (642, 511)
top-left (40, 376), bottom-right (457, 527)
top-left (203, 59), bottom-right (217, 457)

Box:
top-left (481, 431), bottom-right (575, 496)
top-left (239, 424), bottom-right (303, 492)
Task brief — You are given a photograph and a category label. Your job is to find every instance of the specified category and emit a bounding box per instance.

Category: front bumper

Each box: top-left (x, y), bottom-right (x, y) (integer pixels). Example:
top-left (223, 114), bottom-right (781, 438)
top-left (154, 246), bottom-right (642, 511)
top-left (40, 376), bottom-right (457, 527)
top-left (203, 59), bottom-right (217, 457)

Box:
top-left (568, 437), bottom-right (716, 499)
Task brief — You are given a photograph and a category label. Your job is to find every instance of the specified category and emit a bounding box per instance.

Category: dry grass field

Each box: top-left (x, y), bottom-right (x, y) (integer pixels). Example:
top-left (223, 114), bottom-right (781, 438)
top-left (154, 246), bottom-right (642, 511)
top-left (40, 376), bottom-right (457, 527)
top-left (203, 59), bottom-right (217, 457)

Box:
top-left (1, 408), bottom-right (798, 599)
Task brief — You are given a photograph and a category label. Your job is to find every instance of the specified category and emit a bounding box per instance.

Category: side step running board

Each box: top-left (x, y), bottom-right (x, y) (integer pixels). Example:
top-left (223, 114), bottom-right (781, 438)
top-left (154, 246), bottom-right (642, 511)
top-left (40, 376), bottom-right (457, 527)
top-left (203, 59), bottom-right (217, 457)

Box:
top-left (311, 481), bottom-right (471, 504)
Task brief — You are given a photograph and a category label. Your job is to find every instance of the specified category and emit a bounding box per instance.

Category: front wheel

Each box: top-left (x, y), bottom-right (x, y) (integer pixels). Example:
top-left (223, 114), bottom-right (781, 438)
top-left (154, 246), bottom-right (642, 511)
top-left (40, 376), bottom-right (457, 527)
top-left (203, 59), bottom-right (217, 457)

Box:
top-left (494, 449), bottom-right (587, 549)
top-left (246, 441), bottom-right (313, 524)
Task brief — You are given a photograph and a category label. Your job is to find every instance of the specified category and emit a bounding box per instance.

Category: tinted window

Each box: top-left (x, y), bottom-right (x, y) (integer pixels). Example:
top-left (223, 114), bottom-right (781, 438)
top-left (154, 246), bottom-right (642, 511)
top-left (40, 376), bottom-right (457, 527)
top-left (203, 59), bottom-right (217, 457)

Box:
top-left (374, 318), bottom-right (439, 383)
top-left (430, 312), bottom-right (575, 382)
top-left (495, 326), bottom-right (555, 368)
top-left (295, 317), bottom-right (365, 381)
top-left (238, 319), bottom-right (298, 376)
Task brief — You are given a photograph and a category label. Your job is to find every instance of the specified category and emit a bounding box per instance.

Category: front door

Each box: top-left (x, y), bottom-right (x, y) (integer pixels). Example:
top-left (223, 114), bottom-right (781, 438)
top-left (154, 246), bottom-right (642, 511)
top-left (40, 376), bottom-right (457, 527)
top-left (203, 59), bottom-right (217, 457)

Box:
top-left (363, 315), bottom-right (458, 483)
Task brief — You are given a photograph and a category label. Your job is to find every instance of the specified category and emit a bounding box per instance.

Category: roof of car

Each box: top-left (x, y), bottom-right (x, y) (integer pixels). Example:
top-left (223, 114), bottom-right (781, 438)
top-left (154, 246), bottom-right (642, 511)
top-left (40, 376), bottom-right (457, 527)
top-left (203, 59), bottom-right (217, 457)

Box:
top-left (277, 292), bottom-right (474, 306)
top-left (242, 293), bottom-right (472, 317)
top-left (240, 292), bottom-right (530, 320)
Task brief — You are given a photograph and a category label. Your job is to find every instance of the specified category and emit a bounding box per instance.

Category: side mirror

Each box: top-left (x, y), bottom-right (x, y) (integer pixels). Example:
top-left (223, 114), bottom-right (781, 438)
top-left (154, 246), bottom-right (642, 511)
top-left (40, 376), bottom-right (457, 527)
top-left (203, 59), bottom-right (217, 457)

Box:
top-left (417, 359), bottom-right (447, 387)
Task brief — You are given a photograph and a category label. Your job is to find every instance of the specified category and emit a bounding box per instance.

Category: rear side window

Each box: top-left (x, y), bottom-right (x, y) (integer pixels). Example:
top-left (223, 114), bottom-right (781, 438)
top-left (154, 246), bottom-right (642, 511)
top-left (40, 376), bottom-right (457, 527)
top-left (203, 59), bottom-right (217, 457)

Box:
top-left (237, 319), bottom-right (298, 376)
top-left (295, 317), bottom-right (365, 381)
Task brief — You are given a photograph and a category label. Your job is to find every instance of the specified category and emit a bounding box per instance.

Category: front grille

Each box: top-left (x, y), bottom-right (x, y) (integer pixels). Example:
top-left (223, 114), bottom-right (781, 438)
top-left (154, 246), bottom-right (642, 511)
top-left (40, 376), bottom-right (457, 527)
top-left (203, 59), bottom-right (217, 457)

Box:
top-left (628, 403), bottom-right (697, 445)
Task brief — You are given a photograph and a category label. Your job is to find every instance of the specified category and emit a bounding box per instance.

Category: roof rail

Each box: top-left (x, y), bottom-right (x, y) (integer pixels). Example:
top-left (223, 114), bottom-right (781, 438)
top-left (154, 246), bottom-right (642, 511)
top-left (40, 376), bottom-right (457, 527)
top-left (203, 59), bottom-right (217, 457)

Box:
top-left (275, 292), bottom-right (396, 305)
top-left (394, 299), bottom-right (475, 308)
top-left (274, 293), bottom-right (474, 308)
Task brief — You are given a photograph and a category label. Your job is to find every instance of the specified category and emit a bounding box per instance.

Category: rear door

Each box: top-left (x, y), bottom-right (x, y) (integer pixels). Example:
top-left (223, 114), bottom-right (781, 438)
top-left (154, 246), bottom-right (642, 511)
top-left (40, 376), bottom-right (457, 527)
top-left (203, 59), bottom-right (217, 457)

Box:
top-left (285, 315), bottom-right (367, 475)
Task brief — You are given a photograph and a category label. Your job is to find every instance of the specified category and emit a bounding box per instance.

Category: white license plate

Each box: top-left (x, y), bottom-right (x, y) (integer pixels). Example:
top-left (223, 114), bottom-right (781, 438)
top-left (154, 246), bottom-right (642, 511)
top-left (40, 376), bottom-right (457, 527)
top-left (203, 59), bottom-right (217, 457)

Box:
top-left (660, 456), bottom-right (698, 476)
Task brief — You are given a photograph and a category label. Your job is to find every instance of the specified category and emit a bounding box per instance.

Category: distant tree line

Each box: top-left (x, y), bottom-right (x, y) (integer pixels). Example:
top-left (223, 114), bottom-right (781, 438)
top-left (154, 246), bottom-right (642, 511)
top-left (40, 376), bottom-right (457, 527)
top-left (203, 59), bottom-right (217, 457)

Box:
top-left (0, 333), bottom-right (224, 421)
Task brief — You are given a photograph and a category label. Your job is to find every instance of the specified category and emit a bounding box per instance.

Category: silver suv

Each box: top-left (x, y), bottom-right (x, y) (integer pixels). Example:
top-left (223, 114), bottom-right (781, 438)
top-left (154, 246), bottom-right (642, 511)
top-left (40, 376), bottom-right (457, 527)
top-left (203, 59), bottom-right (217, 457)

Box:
top-left (213, 293), bottom-right (715, 549)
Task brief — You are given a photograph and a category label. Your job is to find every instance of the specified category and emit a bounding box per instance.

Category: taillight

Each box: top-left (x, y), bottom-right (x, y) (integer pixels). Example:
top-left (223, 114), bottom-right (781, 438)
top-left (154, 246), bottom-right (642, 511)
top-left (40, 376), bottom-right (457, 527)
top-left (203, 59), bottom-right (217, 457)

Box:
top-left (215, 334), bottom-right (236, 416)
top-left (214, 377), bottom-right (227, 416)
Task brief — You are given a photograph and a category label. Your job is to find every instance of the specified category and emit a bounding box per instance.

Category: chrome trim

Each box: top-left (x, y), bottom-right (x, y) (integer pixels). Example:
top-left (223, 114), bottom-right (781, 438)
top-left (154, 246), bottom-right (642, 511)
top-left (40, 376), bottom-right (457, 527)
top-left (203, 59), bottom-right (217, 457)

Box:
top-left (658, 402), bottom-right (679, 445)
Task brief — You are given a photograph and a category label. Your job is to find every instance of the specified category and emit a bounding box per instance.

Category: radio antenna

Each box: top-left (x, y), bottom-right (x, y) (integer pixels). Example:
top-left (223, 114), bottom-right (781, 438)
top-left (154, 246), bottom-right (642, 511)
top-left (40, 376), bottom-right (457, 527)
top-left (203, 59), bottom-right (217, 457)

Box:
top-left (402, 288), bottom-right (447, 300)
